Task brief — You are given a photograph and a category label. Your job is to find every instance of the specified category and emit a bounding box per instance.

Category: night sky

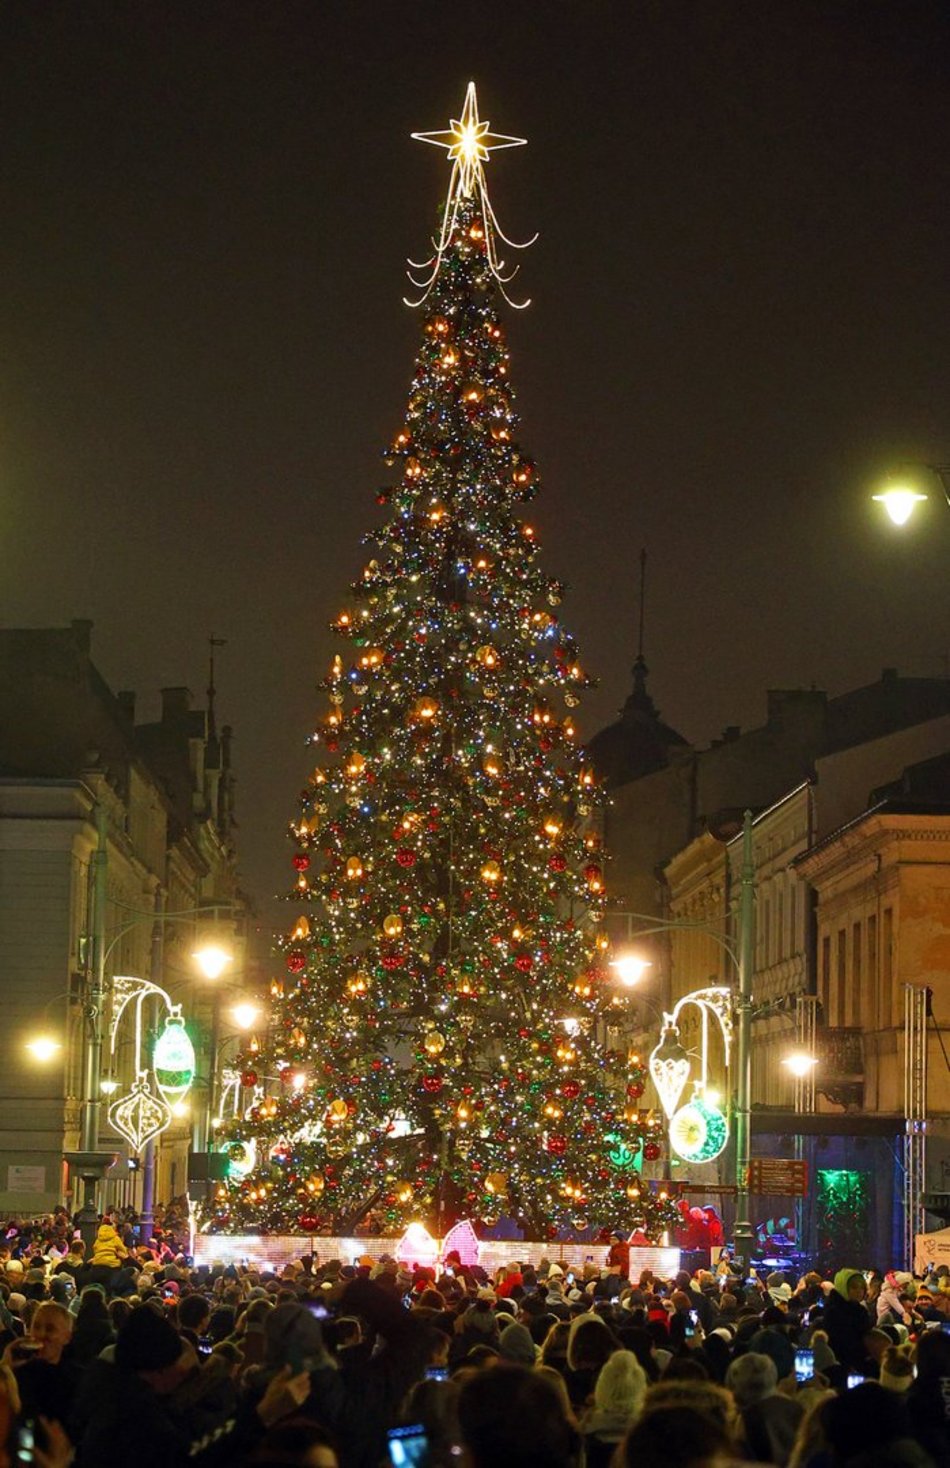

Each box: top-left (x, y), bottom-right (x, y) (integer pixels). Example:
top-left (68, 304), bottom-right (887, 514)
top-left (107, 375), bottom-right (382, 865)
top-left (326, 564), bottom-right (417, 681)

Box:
top-left (3, 2), bottom-right (949, 917)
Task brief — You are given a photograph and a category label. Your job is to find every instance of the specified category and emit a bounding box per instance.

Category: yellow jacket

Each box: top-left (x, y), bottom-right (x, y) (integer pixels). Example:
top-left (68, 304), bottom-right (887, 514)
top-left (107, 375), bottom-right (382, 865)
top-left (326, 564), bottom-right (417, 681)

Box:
top-left (90, 1223), bottom-right (128, 1269)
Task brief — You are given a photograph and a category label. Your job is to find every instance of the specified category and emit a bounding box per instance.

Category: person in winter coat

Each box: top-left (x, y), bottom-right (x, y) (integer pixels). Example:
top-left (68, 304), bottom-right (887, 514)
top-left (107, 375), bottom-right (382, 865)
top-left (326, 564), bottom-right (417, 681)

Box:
top-left (90, 1222), bottom-right (129, 1270)
top-left (823, 1268), bottom-right (872, 1372)
top-left (582, 1349), bottom-right (646, 1468)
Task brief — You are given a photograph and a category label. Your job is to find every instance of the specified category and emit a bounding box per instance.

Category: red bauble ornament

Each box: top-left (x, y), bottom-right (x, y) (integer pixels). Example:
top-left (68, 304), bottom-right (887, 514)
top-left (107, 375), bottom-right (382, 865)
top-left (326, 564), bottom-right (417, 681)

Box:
top-left (626, 1082), bottom-right (644, 1099)
top-left (422, 1075), bottom-right (443, 1094)
top-left (546, 1134), bottom-right (567, 1156)
top-left (584, 863), bottom-right (602, 883)
top-left (298, 1213), bottom-right (320, 1232)
top-left (515, 954), bottom-right (533, 973)
top-left (562, 1081), bottom-right (580, 1099)
top-left (643, 1141), bottom-right (661, 1162)
top-left (548, 854), bottom-right (567, 873)
top-left (286, 951), bottom-right (306, 973)
top-left (241, 1070), bottom-right (258, 1088)
top-left (292, 854), bottom-right (310, 871)
top-left (396, 849), bottom-right (417, 867)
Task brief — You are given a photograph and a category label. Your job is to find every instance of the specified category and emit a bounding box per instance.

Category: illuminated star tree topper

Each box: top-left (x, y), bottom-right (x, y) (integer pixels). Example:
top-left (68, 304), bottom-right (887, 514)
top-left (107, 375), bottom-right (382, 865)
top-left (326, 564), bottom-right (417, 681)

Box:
top-left (407, 81), bottom-right (537, 309)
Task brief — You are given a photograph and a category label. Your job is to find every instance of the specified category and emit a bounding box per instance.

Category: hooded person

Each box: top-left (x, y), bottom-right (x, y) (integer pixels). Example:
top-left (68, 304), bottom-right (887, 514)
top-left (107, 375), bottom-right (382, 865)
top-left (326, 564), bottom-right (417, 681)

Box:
top-left (823, 1268), bottom-right (872, 1372)
top-left (582, 1349), bottom-right (647, 1468)
top-left (498, 1320), bottom-right (538, 1366)
top-left (90, 1221), bottom-right (129, 1272)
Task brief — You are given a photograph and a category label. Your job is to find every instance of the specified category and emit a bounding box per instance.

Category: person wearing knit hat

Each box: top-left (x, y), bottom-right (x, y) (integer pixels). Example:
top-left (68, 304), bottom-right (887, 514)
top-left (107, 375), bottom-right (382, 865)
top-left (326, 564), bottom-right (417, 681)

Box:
top-left (498, 1320), bottom-right (538, 1365)
top-left (880, 1345), bottom-right (915, 1394)
top-left (811, 1330), bottom-right (838, 1375)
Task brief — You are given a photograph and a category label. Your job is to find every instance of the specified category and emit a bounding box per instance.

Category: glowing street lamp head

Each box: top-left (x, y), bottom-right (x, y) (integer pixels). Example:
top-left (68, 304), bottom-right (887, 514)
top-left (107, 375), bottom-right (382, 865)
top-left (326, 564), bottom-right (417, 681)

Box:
top-left (231, 1002), bottom-right (260, 1031)
top-left (873, 486), bottom-right (928, 526)
top-left (783, 1050), bottom-right (818, 1079)
top-left (26, 1036), bottom-right (61, 1063)
top-left (610, 954), bottom-right (653, 988)
top-left (193, 943), bottom-right (233, 980)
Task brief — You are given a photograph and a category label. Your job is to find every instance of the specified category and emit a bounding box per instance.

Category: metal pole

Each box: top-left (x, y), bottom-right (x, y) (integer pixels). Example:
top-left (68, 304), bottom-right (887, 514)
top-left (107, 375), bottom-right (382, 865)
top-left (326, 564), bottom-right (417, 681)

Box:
top-left (733, 809), bottom-right (756, 1266)
top-left (81, 803), bottom-right (108, 1153)
top-left (140, 892), bottom-right (165, 1243)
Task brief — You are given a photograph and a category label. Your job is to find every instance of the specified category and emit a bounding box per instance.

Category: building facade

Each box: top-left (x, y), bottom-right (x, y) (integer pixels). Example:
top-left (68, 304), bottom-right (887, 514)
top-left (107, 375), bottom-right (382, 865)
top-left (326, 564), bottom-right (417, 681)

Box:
top-left (0, 621), bottom-right (248, 1218)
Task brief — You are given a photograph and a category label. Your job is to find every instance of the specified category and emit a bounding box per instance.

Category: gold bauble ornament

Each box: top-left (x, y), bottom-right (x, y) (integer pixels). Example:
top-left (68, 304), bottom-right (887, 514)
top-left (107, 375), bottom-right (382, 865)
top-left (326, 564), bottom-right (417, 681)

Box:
top-left (329, 1099), bottom-right (348, 1121)
top-left (423, 1031), bottom-right (446, 1057)
top-left (395, 1180), bottom-right (413, 1204)
top-left (310, 1174), bottom-right (325, 1195)
top-left (485, 1171), bottom-right (508, 1196)
top-left (383, 913), bottom-right (404, 939)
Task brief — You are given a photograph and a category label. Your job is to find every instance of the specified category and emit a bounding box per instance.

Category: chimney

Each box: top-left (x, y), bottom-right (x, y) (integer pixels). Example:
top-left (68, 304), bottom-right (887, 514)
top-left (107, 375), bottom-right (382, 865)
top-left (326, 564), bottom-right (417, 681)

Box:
top-left (160, 686), bottom-right (192, 722)
top-left (70, 619), bottom-right (93, 657)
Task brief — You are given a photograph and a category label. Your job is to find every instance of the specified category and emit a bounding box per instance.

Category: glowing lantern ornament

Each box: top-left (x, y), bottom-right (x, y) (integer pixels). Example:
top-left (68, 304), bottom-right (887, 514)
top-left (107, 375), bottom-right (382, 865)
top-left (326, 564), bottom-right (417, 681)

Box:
top-left (669, 1094), bottom-right (729, 1164)
top-left (383, 913), bottom-right (404, 939)
top-left (152, 1010), bottom-right (196, 1105)
top-left (649, 1022), bottom-right (692, 1119)
top-left (345, 856), bottom-right (364, 880)
top-left (109, 1074), bottom-right (171, 1153)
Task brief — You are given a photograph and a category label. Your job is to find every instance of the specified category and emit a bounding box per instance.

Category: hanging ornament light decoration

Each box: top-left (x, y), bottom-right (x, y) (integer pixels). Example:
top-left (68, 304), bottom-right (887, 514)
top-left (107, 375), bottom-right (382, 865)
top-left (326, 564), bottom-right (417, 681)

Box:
top-left (648, 1021), bottom-right (692, 1119)
top-left (152, 1009), bottom-right (196, 1105)
top-left (669, 1093), bottom-right (729, 1164)
top-left (109, 1074), bottom-right (172, 1153)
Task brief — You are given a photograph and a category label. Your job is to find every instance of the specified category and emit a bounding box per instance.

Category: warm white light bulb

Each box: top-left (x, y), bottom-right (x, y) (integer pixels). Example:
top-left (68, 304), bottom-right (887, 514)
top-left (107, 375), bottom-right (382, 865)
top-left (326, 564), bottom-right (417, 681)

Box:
top-left (231, 1002), bottom-right (260, 1031)
top-left (783, 1051), bottom-right (818, 1079)
top-left (26, 1036), bottom-right (61, 1063)
top-left (873, 487), bottom-right (927, 526)
top-left (610, 954), bottom-right (653, 988)
top-left (193, 944), bottom-right (233, 980)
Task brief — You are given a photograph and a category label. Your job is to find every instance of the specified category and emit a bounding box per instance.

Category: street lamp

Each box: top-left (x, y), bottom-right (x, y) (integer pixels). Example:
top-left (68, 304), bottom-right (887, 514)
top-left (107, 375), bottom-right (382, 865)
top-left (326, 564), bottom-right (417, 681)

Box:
top-left (609, 954), bottom-right (653, 988)
top-left (231, 1001), bottom-right (260, 1031)
top-left (782, 1050), bottom-right (818, 1080)
top-left (26, 1036), bottom-right (62, 1063)
top-left (872, 462), bottom-right (950, 526)
top-left (606, 810), bottom-right (757, 1265)
top-left (192, 943), bottom-right (233, 980)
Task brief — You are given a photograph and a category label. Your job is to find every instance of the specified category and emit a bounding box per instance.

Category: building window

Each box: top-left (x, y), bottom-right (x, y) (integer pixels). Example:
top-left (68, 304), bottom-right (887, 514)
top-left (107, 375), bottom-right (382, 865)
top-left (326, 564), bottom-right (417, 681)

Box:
top-left (882, 907), bottom-right (894, 1028)
top-left (851, 921), bottom-right (862, 1026)
top-left (776, 888), bottom-right (785, 962)
top-left (837, 929), bottom-right (847, 1026)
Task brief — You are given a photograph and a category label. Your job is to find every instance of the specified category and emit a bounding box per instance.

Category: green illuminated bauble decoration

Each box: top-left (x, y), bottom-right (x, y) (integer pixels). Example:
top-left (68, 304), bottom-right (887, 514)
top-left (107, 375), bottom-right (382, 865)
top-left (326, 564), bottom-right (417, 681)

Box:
top-left (604, 1132), bottom-right (639, 1172)
top-left (669, 1097), bottom-right (729, 1164)
top-left (153, 1014), bottom-right (196, 1104)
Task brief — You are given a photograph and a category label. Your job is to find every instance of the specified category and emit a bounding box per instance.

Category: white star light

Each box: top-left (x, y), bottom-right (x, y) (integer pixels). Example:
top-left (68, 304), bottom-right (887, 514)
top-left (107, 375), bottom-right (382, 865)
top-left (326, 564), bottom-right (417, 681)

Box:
top-left (407, 82), bottom-right (536, 308)
top-left (412, 82), bottom-right (527, 199)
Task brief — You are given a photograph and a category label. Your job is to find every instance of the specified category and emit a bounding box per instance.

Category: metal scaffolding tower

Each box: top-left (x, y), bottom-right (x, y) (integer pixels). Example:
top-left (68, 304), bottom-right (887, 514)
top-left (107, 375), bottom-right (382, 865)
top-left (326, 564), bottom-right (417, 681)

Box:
top-left (903, 984), bottom-right (928, 1269)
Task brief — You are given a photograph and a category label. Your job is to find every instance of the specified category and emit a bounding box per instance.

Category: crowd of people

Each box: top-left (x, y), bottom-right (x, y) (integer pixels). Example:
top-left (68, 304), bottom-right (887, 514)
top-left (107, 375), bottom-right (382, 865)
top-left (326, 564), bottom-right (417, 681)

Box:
top-left (0, 1206), bottom-right (946, 1467)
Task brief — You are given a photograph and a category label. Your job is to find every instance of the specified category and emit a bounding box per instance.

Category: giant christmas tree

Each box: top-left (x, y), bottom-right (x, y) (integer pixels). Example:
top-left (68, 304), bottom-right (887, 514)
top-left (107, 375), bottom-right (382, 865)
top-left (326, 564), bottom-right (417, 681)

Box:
top-left (213, 85), bottom-right (676, 1241)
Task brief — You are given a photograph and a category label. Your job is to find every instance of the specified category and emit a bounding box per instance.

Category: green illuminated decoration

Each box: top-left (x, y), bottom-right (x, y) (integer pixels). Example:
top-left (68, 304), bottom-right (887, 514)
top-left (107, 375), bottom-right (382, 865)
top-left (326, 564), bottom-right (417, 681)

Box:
top-left (669, 1095), bottom-right (729, 1164)
top-left (605, 1133), bottom-right (643, 1173)
top-left (816, 1168), bottom-right (869, 1267)
top-left (153, 1011), bottom-right (196, 1104)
